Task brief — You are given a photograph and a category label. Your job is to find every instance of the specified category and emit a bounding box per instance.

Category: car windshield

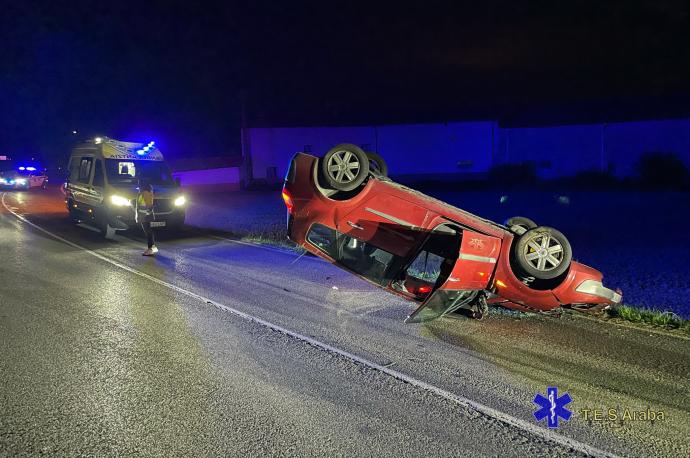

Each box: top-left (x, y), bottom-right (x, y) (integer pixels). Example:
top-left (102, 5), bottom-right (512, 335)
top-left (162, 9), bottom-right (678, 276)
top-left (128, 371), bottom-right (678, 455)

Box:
top-left (307, 223), bottom-right (406, 286)
top-left (105, 159), bottom-right (174, 185)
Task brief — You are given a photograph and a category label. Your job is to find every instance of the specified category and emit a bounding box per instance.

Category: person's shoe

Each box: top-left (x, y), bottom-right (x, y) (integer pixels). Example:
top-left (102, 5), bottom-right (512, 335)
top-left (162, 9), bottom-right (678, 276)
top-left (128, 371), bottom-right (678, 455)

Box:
top-left (150, 245), bottom-right (159, 254)
top-left (142, 248), bottom-right (154, 256)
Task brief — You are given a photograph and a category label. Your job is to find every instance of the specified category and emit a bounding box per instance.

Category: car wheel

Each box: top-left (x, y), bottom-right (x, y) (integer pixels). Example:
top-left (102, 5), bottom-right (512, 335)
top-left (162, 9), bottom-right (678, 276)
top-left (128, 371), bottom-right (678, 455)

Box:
top-left (366, 152), bottom-right (388, 177)
top-left (96, 212), bottom-right (116, 239)
top-left (505, 216), bottom-right (537, 235)
top-left (320, 143), bottom-right (370, 192)
top-left (101, 223), bottom-right (116, 239)
top-left (513, 226), bottom-right (572, 280)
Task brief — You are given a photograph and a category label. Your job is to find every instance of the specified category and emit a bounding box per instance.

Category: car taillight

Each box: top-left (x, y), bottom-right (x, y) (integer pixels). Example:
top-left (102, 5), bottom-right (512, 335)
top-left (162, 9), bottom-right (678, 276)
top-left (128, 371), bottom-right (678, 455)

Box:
top-left (417, 285), bottom-right (432, 295)
top-left (282, 189), bottom-right (294, 213)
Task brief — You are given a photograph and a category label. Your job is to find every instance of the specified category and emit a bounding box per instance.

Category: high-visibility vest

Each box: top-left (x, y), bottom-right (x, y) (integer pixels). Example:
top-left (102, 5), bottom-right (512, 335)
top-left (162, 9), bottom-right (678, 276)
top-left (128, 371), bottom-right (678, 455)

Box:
top-left (137, 190), bottom-right (154, 209)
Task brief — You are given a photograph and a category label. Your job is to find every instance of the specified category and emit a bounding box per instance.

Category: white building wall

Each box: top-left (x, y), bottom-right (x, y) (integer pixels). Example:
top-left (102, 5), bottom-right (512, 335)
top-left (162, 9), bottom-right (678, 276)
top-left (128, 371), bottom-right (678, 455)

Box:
top-left (376, 122), bottom-right (495, 176)
top-left (499, 124), bottom-right (603, 178)
top-left (604, 118), bottom-right (690, 177)
top-left (246, 122), bottom-right (495, 181)
top-left (248, 126), bottom-right (377, 181)
top-left (244, 118), bottom-right (690, 183)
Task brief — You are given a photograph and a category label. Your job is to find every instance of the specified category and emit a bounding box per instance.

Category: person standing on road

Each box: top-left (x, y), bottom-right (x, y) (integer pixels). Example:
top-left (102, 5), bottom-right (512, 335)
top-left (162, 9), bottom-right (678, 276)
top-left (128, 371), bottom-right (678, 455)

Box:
top-left (137, 180), bottom-right (158, 256)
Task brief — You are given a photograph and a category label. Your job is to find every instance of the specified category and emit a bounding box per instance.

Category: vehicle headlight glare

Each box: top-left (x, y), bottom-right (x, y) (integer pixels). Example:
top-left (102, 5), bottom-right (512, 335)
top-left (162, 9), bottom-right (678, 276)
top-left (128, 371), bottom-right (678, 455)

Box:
top-left (110, 195), bottom-right (131, 206)
top-left (174, 195), bottom-right (186, 207)
top-left (15, 178), bottom-right (27, 185)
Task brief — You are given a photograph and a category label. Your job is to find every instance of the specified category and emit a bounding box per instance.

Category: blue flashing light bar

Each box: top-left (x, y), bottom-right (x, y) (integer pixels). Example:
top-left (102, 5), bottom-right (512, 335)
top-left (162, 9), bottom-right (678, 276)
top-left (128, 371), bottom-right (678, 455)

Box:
top-left (135, 141), bottom-right (155, 156)
top-left (18, 166), bottom-right (25, 170)
top-left (26, 166), bottom-right (36, 171)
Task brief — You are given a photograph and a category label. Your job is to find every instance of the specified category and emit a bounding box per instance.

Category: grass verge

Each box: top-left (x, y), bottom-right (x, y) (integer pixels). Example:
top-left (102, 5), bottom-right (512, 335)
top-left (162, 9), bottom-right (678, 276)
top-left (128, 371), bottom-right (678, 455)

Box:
top-left (606, 305), bottom-right (690, 333)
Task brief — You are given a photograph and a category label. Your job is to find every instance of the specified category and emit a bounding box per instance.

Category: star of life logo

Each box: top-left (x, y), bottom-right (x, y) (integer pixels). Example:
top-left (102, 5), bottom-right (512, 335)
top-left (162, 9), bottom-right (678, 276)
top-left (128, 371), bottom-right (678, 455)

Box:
top-left (533, 386), bottom-right (573, 428)
top-left (469, 238), bottom-right (484, 249)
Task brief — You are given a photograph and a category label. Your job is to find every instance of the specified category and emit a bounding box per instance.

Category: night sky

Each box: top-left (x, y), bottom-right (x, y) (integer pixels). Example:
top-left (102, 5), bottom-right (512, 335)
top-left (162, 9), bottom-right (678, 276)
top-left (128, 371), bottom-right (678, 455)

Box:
top-left (2, 0), bottom-right (690, 165)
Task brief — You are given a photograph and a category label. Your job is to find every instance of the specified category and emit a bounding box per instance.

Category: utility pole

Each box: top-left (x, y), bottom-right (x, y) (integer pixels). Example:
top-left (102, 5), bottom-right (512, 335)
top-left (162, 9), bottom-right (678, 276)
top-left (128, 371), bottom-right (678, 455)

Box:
top-left (239, 90), bottom-right (251, 189)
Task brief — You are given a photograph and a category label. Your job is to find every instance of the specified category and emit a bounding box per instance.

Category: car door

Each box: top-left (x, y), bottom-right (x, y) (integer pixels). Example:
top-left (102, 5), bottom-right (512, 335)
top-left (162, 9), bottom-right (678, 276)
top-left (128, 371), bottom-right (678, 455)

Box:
top-left (405, 224), bottom-right (502, 323)
top-left (336, 193), bottom-right (431, 259)
top-left (90, 159), bottom-right (106, 205)
top-left (70, 156), bottom-right (100, 209)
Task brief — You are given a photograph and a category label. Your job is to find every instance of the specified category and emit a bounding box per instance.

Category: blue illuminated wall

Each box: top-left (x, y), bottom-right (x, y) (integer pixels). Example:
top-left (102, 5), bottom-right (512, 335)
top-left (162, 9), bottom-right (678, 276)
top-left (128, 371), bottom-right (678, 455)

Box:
top-left (245, 117), bottom-right (690, 182)
top-left (603, 119), bottom-right (690, 177)
top-left (246, 122), bottom-right (496, 181)
top-left (376, 122), bottom-right (495, 177)
top-left (496, 125), bottom-right (603, 179)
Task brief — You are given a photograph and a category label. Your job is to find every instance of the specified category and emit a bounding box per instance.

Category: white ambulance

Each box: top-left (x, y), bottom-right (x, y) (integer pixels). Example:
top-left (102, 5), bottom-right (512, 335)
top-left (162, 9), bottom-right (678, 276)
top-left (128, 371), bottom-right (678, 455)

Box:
top-left (65, 137), bottom-right (186, 237)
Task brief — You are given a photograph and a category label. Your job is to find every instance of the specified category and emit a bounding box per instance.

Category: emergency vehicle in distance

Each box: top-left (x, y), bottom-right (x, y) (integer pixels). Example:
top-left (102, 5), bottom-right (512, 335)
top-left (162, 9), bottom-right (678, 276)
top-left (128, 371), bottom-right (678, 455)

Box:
top-left (0, 158), bottom-right (49, 190)
top-left (65, 137), bottom-right (186, 238)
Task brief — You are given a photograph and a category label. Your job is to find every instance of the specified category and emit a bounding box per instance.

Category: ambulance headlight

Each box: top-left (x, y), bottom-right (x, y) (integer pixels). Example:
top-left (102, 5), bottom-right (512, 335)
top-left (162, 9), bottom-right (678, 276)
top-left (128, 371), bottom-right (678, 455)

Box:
top-left (174, 195), bottom-right (186, 207)
top-left (15, 178), bottom-right (27, 185)
top-left (110, 195), bottom-right (132, 206)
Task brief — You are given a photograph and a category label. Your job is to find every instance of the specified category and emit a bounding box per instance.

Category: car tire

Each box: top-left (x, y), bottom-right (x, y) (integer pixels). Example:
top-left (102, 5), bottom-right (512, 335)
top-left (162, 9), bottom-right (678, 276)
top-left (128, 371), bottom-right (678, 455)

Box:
top-left (505, 216), bottom-right (537, 235)
top-left (96, 212), bottom-right (116, 239)
top-left (320, 143), bottom-right (370, 192)
top-left (102, 223), bottom-right (116, 239)
top-left (366, 152), bottom-right (388, 177)
top-left (512, 226), bottom-right (572, 280)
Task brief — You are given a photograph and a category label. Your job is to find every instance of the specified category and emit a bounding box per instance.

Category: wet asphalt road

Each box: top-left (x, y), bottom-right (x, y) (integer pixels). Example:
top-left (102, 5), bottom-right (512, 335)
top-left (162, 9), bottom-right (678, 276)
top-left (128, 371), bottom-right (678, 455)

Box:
top-left (1, 189), bottom-right (689, 457)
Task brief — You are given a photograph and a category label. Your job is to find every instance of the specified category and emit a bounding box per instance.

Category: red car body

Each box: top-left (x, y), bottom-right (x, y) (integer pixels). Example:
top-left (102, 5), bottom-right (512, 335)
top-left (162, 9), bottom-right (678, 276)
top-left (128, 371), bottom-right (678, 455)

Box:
top-left (283, 153), bottom-right (621, 322)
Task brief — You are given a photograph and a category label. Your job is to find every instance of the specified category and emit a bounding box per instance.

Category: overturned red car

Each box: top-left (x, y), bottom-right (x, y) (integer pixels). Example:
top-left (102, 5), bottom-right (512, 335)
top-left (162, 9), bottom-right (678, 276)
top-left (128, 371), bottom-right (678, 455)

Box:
top-left (282, 144), bottom-right (621, 322)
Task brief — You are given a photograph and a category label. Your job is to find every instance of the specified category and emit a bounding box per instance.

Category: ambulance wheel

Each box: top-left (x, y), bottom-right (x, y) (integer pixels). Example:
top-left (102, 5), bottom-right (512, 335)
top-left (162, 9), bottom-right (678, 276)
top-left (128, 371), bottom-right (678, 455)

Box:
top-left (96, 212), bottom-right (116, 239)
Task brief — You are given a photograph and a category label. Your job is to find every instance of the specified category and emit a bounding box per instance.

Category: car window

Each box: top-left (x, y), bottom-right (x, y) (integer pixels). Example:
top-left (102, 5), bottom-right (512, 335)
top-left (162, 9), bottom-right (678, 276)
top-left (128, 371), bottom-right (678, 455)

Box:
top-left (307, 223), bottom-right (338, 258)
top-left (392, 224), bottom-right (462, 296)
top-left (78, 158), bottom-right (93, 183)
top-left (307, 223), bottom-right (405, 286)
top-left (405, 250), bottom-right (447, 283)
top-left (68, 158), bottom-right (80, 182)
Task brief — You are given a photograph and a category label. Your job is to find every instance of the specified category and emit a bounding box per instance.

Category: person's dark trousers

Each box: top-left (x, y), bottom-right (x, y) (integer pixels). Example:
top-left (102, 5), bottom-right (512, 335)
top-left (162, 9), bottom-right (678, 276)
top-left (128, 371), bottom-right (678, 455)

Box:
top-left (141, 222), bottom-right (155, 249)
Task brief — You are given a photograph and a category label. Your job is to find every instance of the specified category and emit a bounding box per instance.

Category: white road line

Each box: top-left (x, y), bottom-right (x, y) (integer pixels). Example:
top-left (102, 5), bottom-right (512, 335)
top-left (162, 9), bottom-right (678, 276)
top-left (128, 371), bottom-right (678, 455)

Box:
top-left (1, 193), bottom-right (616, 458)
